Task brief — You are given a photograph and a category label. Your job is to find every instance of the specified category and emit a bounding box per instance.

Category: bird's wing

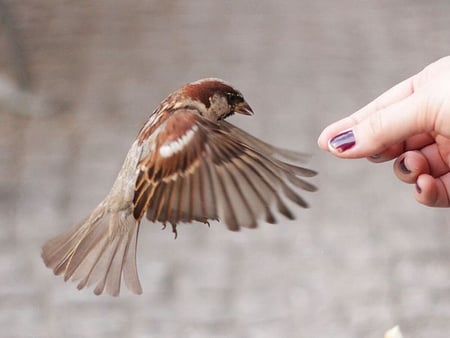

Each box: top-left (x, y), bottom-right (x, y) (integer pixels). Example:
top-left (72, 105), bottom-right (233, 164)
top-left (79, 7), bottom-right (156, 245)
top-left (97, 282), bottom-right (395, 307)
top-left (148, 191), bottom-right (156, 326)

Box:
top-left (220, 120), bottom-right (314, 164)
top-left (133, 111), bottom-right (316, 231)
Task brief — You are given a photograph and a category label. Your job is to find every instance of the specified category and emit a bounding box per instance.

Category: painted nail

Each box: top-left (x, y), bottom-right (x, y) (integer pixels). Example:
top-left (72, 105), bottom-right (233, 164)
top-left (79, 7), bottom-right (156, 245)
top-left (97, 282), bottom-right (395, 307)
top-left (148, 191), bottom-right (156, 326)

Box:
top-left (328, 129), bottom-right (355, 152)
top-left (399, 158), bottom-right (411, 174)
top-left (415, 182), bottom-right (422, 194)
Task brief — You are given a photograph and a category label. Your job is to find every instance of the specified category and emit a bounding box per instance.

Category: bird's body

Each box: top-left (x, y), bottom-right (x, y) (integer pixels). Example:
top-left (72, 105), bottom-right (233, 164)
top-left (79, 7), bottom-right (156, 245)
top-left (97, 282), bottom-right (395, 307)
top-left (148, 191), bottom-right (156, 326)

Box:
top-left (42, 78), bottom-right (316, 296)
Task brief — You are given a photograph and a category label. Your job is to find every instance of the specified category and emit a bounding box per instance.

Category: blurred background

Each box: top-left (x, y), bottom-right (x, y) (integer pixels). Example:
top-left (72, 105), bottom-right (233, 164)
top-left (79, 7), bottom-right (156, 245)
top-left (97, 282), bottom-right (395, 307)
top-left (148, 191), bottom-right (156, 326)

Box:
top-left (1, 1), bottom-right (450, 337)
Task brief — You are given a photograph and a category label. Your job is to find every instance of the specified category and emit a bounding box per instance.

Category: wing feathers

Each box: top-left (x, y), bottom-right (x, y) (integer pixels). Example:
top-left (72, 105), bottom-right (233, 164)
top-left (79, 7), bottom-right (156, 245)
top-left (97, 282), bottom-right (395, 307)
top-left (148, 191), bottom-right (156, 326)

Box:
top-left (210, 161), bottom-right (240, 230)
top-left (221, 121), bottom-right (311, 162)
top-left (286, 174), bottom-right (318, 192)
top-left (200, 156), bottom-right (218, 220)
top-left (134, 111), bottom-right (315, 232)
top-left (224, 161), bottom-right (258, 228)
top-left (231, 157), bottom-right (277, 224)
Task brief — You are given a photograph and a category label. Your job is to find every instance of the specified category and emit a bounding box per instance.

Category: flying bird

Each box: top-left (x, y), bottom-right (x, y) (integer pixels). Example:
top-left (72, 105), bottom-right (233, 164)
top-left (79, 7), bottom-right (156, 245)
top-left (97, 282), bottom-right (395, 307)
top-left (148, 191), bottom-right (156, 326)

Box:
top-left (42, 78), bottom-right (317, 296)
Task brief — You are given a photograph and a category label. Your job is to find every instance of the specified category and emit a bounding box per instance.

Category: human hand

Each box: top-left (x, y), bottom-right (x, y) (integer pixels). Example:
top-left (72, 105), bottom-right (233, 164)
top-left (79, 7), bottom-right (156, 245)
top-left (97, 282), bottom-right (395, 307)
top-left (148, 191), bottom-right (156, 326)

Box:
top-left (318, 56), bottom-right (450, 207)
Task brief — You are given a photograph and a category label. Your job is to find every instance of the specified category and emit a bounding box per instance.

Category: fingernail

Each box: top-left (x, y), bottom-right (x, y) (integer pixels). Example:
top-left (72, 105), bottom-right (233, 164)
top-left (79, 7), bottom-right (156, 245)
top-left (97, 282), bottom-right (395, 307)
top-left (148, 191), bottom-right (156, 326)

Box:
top-left (399, 158), bottom-right (411, 174)
top-left (415, 182), bottom-right (422, 194)
top-left (328, 129), bottom-right (355, 152)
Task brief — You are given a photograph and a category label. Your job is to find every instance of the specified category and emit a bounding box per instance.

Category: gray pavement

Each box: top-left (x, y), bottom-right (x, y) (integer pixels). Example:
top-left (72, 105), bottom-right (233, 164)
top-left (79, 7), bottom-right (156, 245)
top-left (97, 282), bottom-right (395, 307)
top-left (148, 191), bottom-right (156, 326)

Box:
top-left (1, 1), bottom-right (450, 337)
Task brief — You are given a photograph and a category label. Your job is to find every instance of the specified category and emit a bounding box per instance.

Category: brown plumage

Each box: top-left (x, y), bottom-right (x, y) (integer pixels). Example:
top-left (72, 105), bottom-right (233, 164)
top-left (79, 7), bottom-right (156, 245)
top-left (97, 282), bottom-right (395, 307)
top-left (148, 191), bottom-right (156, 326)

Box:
top-left (41, 78), bottom-right (317, 296)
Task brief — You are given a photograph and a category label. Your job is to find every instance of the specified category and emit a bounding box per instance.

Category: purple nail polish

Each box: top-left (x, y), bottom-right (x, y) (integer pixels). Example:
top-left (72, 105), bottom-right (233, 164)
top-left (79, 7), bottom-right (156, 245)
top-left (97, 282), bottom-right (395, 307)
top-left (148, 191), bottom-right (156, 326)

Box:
top-left (329, 129), bottom-right (355, 152)
top-left (415, 182), bottom-right (422, 194)
top-left (399, 158), bottom-right (411, 174)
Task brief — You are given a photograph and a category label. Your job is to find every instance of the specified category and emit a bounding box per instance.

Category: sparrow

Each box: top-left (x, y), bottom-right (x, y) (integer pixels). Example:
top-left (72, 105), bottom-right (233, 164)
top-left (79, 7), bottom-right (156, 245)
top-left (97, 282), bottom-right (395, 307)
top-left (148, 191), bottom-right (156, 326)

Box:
top-left (42, 78), bottom-right (317, 296)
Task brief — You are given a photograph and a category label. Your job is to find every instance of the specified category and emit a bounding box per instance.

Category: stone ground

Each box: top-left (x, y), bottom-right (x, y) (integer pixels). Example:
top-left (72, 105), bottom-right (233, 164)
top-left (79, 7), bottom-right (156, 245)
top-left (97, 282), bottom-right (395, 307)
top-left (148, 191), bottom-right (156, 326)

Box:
top-left (1, 1), bottom-right (450, 337)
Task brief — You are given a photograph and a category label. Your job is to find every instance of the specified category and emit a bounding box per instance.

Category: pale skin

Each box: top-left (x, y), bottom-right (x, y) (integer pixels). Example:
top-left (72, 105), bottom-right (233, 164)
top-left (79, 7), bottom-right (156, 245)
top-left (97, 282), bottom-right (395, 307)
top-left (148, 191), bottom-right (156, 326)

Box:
top-left (318, 56), bottom-right (450, 207)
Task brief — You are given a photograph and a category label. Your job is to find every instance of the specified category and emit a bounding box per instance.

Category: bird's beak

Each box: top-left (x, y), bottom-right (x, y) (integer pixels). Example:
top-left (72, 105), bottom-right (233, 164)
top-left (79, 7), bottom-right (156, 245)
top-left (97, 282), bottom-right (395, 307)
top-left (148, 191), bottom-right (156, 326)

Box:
top-left (234, 101), bottom-right (253, 116)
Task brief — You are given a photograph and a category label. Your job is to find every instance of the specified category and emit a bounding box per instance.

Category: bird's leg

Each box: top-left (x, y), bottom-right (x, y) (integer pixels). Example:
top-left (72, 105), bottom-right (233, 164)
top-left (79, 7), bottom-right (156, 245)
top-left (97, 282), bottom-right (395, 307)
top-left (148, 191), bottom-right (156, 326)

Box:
top-left (171, 224), bottom-right (178, 239)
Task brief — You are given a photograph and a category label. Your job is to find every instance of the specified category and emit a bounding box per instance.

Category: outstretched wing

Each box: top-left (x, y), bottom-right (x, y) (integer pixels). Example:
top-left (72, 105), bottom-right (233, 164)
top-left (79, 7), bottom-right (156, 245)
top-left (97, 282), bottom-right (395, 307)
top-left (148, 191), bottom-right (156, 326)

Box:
top-left (133, 111), bottom-right (316, 231)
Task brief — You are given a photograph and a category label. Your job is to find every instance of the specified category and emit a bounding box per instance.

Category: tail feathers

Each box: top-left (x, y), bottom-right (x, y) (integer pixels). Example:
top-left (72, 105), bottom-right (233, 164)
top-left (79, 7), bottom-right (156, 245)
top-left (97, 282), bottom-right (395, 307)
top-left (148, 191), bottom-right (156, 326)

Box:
top-left (42, 203), bottom-right (142, 296)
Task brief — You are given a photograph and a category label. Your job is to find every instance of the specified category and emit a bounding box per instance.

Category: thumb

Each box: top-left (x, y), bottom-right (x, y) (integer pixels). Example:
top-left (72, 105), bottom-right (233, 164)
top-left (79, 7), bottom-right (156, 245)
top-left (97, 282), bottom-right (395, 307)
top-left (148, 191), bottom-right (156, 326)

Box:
top-left (327, 92), bottom-right (431, 158)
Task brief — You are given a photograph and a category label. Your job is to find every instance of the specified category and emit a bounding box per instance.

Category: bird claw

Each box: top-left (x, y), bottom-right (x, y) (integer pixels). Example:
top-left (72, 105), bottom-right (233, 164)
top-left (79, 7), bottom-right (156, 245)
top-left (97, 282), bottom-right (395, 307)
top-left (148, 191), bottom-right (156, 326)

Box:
top-left (171, 224), bottom-right (178, 239)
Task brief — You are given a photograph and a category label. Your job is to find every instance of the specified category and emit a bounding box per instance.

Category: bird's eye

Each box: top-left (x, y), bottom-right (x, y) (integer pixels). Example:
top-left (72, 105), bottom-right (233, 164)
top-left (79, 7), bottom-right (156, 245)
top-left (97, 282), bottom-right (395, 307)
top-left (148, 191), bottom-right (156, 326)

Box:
top-left (226, 92), bottom-right (244, 106)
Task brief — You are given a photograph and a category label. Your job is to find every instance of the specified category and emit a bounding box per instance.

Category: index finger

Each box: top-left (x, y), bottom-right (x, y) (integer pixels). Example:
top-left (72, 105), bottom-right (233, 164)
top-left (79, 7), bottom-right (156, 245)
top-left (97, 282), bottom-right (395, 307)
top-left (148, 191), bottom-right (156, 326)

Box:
top-left (318, 74), bottom-right (417, 150)
top-left (354, 75), bottom-right (417, 120)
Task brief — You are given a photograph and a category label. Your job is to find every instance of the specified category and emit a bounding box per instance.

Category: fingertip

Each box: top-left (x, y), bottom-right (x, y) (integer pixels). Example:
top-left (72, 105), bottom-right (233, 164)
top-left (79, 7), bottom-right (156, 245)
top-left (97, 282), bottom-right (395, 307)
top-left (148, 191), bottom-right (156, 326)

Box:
top-left (414, 174), bottom-right (450, 207)
top-left (393, 151), bottom-right (430, 183)
top-left (317, 132), bottom-right (329, 151)
top-left (414, 174), bottom-right (437, 206)
top-left (319, 107), bottom-right (409, 159)
top-left (398, 157), bottom-right (411, 174)
top-left (318, 127), bottom-right (340, 152)
top-left (326, 127), bottom-right (380, 159)
top-left (326, 128), bottom-right (354, 152)
top-left (318, 118), bottom-right (359, 154)
top-left (318, 128), bottom-right (372, 158)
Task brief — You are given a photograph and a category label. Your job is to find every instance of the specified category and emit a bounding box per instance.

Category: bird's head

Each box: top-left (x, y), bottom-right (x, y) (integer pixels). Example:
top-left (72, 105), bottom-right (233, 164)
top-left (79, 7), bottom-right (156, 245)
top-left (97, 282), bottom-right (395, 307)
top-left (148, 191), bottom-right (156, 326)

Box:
top-left (180, 78), bottom-right (253, 121)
